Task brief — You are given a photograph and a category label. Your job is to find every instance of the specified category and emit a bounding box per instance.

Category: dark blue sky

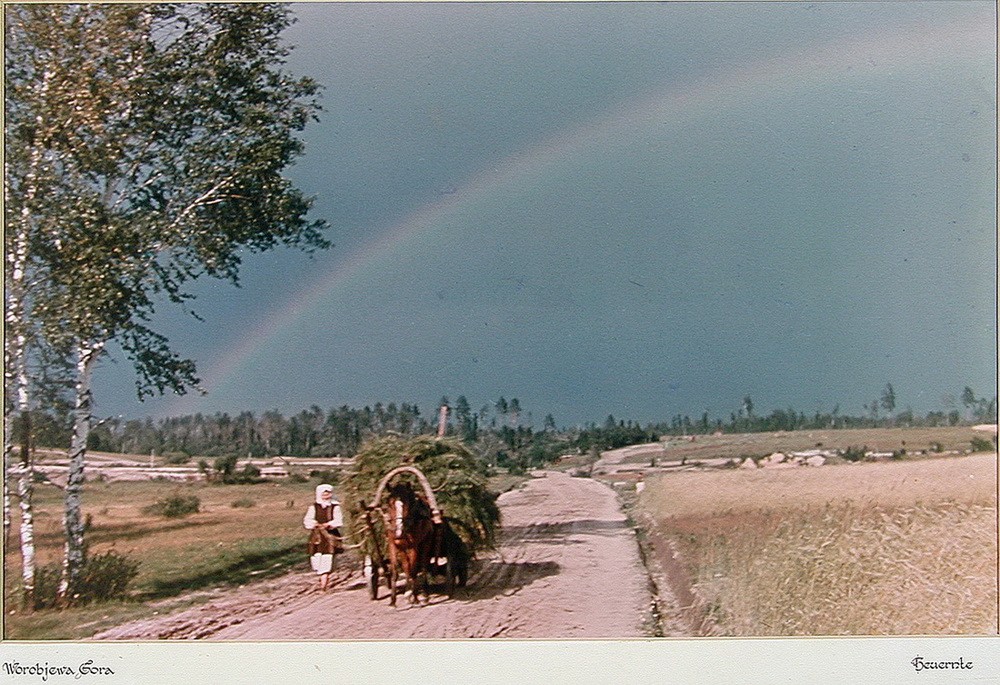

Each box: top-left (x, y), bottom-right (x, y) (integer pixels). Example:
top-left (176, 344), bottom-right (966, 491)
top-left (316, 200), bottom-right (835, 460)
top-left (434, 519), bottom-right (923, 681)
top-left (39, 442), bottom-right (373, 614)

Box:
top-left (93, 2), bottom-right (997, 427)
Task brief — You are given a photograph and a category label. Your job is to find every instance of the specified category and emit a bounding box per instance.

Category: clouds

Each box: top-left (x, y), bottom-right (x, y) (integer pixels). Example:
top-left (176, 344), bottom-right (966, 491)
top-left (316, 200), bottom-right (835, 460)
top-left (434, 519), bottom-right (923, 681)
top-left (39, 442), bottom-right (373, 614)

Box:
top-left (94, 2), bottom-right (996, 424)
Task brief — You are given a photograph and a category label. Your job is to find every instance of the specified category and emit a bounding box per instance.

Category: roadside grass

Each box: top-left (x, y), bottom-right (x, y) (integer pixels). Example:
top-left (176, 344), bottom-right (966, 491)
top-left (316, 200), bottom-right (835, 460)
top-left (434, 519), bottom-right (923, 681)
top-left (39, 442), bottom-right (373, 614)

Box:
top-left (3, 478), bottom-right (324, 639)
top-left (638, 453), bottom-right (997, 635)
top-left (5, 594), bottom-right (217, 641)
top-left (6, 470), bottom-right (522, 639)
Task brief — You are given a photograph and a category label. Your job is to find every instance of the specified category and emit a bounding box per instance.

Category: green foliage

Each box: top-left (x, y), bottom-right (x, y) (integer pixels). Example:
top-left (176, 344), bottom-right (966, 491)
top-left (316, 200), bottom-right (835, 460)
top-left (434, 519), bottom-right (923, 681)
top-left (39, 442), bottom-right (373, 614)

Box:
top-left (230, 497), bottom-right (256, 509)
top-left (308, 469), bottom-right (340, 485)
top-left (881, 383), bottom-right (897, 415)
top-left (72, 550), bottom-right (141, 605)
top-left (33, 551), bottom-right (140, 609)
top-left (6, 4), bottom-right (329, 396)
top-left (840, 446), bottom-right (867, 463)
top-left (213, 456), bottom-right (261, 484)
top-left (163, 452), bottom-right (190, 465)
top-left (142, 493), bottom-right (200, 518)
top-left (214, 454), bottom-right (238, 478)
top-left (232, 463), bottom-right (262, 484)
top-left (970, 436), bottom-right (994, 452)
top-left (341, 435), bottom-right (501, 556)
top-left (31, 566), bottom-right (63, 610)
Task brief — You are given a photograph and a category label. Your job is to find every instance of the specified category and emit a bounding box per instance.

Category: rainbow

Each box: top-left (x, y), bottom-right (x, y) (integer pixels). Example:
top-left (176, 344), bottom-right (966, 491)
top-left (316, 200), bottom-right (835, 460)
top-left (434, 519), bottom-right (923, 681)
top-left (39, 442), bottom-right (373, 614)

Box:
top-left (165, 15), bottom-right (992, 416)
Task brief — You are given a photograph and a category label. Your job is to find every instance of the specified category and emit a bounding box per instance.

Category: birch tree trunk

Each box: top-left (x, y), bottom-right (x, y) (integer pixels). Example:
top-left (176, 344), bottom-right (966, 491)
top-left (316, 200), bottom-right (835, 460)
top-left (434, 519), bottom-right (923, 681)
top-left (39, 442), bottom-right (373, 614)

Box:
top-left (4, 152), bottom-right (43, 607)
top-left (4, 51), bottom-right (56, 605)
top-left (8, 249), bottom-right (36, 607)
top-left (15, 450), bottom-right (37, 608)
top-left (57, 341), bottom-right (103, 604)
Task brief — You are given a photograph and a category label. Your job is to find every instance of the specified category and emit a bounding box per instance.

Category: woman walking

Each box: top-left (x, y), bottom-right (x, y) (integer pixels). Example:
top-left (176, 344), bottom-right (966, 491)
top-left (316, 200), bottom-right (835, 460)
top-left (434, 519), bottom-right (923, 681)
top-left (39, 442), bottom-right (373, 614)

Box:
top-left (304, 484), bottom-right (343, 591)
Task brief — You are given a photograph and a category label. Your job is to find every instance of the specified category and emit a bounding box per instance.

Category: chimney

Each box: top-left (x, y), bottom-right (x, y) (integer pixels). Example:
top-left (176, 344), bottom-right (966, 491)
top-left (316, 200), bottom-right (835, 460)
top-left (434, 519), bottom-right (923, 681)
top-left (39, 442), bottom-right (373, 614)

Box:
top-left (437, 404), bottom-right (449, 437)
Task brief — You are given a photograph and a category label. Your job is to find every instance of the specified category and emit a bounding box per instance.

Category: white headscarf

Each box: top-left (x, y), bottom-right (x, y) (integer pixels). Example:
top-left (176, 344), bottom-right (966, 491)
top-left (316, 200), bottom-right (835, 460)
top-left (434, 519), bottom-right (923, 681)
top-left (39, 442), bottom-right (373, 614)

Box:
top-left (315, 483), bottom-right (335, 505)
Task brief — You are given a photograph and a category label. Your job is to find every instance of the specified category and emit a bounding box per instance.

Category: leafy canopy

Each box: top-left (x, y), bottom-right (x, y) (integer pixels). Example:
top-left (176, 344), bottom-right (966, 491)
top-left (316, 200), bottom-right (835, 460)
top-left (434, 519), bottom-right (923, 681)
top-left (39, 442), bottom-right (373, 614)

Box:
top-left (4, 3), bottom-right (328, 398)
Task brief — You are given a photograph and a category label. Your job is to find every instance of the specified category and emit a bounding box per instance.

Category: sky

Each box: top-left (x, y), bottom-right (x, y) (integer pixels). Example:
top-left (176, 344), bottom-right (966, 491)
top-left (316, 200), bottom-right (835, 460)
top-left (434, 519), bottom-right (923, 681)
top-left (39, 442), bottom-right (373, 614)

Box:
top-left (91, 1), bottom-right (997, 428)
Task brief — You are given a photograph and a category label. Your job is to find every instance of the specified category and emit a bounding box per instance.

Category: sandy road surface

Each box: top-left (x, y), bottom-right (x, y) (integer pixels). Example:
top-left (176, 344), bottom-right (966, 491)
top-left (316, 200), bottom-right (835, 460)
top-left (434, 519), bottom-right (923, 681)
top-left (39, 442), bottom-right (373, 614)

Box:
top-left (95, 471), bottom-right (653, 640)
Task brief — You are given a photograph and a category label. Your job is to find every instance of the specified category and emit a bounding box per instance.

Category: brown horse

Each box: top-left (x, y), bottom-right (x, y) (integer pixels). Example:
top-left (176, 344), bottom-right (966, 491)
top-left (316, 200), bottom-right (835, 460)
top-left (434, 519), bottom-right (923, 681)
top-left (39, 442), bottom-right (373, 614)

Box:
top-left (384, 483), bottom-right (436, 606)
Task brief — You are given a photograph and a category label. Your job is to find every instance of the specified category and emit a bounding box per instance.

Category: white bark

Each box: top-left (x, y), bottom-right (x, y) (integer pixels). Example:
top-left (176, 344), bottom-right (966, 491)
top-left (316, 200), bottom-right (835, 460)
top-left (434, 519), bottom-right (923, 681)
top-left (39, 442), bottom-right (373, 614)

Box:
top-left (4, 239), bottom-right (38, 605)
top-left (3, 66), bottom-right (49, 603)
top-left (15, 462), bottom-right (37, 604)
top-left (57, 340), bottom-right (104, 603)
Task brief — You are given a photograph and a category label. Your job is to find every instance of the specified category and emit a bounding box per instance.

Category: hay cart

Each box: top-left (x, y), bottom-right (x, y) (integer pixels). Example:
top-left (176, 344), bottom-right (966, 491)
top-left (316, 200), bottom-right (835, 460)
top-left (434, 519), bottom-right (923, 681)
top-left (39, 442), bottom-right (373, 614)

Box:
top-left (360, 465), bottom-right (469, 602)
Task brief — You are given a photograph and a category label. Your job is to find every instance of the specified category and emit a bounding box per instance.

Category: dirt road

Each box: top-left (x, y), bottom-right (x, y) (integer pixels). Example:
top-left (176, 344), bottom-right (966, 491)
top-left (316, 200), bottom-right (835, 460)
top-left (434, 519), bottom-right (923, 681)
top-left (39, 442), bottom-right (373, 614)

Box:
top-left (95, 471), bottom-right (654, 640)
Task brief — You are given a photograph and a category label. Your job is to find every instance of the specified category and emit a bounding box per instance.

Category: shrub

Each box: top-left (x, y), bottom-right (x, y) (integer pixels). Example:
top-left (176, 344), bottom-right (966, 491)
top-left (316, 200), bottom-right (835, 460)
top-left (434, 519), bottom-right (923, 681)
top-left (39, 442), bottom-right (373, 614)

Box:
top-left (31, 565), bottom-right (63, 610)
top-left (840, 446), bottom-right (866, 463)
top-left (142, 493), bottom-right (200, 518)
top-left (214, 454), bottom-right (238, 478)
top-left (308, 469), bottom-right (339, 485)
top-left (214, 455), bottom-right (262, 484)
top-left (163, 452), bottom-right (190, 465)
top-left (227, 463), bottom-right (262, 484)
top-left (930, 442), bottom-right (944, 453)
top-left (231, 497), bottom-right (256, 508)
top-left (32, 550), bottom-right (140, 609)
top-left (970, 437), bottom-right (994, 453)
top-left (73, 550), bottom-right (140, 605)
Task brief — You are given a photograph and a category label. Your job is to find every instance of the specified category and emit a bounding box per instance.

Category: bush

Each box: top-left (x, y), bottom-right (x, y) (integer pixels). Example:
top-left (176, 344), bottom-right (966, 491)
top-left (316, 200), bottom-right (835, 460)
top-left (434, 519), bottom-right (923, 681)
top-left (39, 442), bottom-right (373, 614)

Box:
top-left (228, 463), bottom-right (262, 484)
top-left (970, 437), bottom-right (994, 452)
top-left (214, 455), bottom-right (262, 484)
top-left (308, 469), bottom-right (339, 484)
top-left (214, 454), bottom-right (238, 478)
top-left (142, 493), bottom-right (200, 518)
top-left (73, 550), bottom-right (140, 605)
top-left (231, 497), bottom-right (255, 508)
top-left (840, 446), bottom-right (866, 463)
top-left (31, 565), bottom-right (63, 610)
top-left (32, 550), bottom-right (140, 609)
top-left (163, 452), bottom-right (190, 465)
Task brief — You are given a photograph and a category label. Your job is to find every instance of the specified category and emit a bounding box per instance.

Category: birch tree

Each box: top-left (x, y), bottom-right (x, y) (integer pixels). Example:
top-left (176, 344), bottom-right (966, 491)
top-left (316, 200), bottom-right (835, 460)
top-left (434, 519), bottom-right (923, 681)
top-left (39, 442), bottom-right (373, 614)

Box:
top-left (4, 3), bottom-right (327, 605)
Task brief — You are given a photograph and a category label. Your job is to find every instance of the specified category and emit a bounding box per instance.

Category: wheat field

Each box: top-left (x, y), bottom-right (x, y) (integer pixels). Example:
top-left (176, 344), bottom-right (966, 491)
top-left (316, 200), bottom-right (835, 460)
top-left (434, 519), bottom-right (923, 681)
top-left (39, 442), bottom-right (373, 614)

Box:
top-left (638, 452), bottom-right (998, 635)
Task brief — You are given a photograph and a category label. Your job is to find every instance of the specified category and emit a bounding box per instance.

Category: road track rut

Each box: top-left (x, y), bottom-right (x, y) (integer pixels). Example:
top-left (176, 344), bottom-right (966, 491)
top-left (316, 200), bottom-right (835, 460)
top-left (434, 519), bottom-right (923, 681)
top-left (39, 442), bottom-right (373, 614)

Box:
top-left (95, 471), bottom-right (654, 640)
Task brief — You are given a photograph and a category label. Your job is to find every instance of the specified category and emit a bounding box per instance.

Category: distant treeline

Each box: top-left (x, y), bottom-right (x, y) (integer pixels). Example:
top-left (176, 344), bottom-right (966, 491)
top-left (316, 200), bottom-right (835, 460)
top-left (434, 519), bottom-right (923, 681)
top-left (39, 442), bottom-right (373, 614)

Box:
top-left (21, 386), bottom-right (997, 469)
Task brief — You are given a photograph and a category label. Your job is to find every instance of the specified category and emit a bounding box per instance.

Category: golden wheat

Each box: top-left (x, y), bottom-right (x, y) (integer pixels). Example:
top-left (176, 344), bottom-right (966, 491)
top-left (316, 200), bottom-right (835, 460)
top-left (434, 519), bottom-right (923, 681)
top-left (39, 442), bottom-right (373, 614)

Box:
top-left (639, 453), bottom-right (997, 635)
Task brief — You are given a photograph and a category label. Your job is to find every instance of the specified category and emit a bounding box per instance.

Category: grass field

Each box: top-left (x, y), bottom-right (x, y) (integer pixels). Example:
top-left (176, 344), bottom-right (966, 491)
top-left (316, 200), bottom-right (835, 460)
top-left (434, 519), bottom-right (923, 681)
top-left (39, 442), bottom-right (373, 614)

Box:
top-left (622, 426), bottom-right (991, 465)
top-left (3, 478), bottom-right (324, 639)
top-left (637, 449), bottom-right (998, 635)
top-left (3, 470), bottom-right (528, 639)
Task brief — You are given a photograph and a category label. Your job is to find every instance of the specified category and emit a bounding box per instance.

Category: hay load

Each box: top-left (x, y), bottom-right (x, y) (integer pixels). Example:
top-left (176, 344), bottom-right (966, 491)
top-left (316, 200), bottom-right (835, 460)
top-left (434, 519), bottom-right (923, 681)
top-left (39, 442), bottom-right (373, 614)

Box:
top-left (341, 435), bottom-right (502, 556)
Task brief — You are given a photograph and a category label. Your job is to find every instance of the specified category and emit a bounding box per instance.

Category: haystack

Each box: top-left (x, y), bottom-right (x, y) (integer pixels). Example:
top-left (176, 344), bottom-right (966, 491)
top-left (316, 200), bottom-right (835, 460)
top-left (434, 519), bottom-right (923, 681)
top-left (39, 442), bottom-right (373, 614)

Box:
top-left (341, 435), bottom-right (502, 556)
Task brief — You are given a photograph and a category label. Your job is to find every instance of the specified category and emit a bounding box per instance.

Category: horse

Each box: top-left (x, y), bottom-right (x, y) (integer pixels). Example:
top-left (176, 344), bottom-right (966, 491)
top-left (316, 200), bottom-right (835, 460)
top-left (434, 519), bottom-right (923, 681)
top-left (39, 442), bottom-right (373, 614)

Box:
top-left (384, 483), bottom-right (436, 606)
